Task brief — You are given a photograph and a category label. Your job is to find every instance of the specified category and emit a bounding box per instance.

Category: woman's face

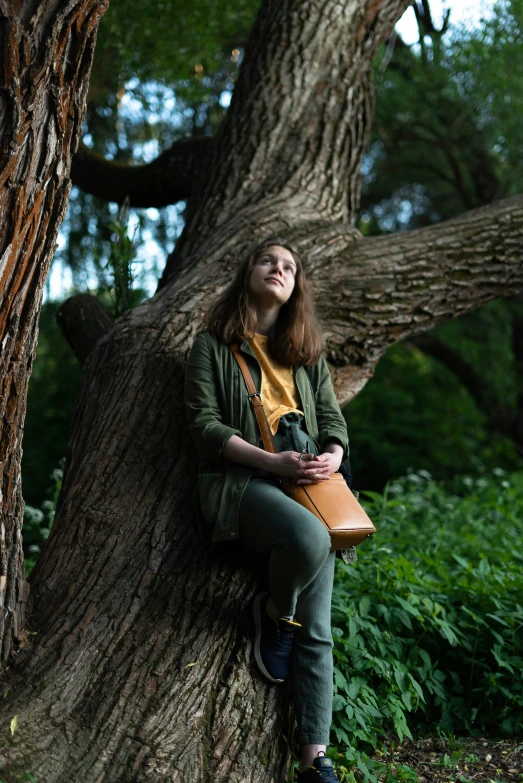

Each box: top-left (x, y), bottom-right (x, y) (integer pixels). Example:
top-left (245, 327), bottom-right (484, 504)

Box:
top-left (248, 245), bottom-right (297, 307)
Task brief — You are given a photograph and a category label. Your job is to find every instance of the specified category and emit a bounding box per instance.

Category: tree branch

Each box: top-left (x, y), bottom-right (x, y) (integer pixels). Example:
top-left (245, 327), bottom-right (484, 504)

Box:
top-left (56, 294), bottom-right (113, 364)
top-left (414, 0), bottom-right (450, 36)
top-left (70, 136), bottom-right (214, 207)
top-left (307, 194), bottom-right (523, 403)
top-left (158, 193), bottom-right (523, 405)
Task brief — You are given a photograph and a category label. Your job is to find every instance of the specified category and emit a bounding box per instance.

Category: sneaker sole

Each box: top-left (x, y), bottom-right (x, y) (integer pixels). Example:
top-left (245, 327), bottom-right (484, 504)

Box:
top-left (252, 592), bottom-right (285, 684)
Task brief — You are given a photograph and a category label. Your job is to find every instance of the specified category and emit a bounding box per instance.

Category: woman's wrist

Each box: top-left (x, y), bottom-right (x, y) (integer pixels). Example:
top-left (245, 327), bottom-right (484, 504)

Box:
top-left (223, 434), bottom-right (278, 471)
top-left (321, 438), bottom-right (344, 455)
top-left (260, 449), bottom-right (278, 471)
top-left (322, 440), bottom-right (343, 461)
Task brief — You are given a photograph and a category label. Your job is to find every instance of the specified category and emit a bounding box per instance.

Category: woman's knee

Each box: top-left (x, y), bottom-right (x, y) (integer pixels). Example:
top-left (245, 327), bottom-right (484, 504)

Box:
top-left (280, 515), bottom-right (331, 564)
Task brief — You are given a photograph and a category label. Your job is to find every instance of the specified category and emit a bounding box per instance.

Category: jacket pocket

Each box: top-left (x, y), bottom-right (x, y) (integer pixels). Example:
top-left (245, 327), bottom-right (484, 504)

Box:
top-left (198, 472), bottom-right (225, 526)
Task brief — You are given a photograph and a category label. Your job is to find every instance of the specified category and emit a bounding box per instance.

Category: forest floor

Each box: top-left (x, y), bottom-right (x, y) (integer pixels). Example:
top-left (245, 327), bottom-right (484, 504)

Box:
top-left (365, 736), bottom-right (523, 783)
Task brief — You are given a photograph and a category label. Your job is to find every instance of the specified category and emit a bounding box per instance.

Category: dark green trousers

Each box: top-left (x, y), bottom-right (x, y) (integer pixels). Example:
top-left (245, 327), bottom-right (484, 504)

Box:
top-left (238, 413), bottom-right (335, 745)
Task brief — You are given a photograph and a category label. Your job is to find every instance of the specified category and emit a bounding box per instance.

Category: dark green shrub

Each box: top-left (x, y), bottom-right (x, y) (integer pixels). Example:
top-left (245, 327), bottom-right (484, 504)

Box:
top-left (331, 469), bottom-right (523, 758)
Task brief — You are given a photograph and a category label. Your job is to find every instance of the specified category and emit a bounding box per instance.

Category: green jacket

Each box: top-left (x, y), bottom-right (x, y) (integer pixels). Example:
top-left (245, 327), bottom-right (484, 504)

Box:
top-left (184, 330), bottom-right (350, 543)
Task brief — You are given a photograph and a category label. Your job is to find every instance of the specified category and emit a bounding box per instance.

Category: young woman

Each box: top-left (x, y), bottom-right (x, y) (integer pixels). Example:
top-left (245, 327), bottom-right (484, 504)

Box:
top-left (184, 237), bottom-right (349, 782)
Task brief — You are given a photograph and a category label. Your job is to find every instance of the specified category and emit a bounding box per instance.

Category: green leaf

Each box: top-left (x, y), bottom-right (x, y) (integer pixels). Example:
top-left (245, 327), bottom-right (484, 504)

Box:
top-left (356, 758), bottom-right (378, 783)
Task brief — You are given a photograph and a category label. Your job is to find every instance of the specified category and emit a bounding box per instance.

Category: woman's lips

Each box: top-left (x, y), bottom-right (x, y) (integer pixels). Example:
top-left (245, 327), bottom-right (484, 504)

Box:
top-left (266, 278), bottom-right (283, 287)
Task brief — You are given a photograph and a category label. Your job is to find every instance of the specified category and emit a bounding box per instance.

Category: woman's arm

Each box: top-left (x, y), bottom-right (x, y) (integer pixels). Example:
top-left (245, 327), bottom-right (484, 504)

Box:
top-left (223, 434), bottom-right (334, 482)
top-left (313, 357), bottom-right (350, 463)
top-left (222, 435), bottom-right (274, 471)
top-left (184, 332), bottom-right (243, 463)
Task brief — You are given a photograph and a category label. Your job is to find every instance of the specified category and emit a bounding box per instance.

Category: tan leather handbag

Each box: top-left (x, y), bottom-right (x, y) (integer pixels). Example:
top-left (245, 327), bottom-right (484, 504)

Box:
top-left (231, 345), bottom-right (376, 550)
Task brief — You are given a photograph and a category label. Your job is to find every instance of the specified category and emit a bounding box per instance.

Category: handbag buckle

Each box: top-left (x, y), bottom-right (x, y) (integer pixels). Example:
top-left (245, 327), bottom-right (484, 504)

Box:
top-left (248, 392), bottom-right (263, 402)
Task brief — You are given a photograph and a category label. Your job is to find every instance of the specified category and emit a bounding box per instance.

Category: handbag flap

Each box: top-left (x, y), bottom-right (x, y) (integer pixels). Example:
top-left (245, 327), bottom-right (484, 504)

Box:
top-left (291, 473), bottom-right (375, 535)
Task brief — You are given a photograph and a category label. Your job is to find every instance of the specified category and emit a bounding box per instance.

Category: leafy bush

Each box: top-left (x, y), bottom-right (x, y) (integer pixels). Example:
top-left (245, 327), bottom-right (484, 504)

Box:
top-left (331, 468), bottom-right (523, 758)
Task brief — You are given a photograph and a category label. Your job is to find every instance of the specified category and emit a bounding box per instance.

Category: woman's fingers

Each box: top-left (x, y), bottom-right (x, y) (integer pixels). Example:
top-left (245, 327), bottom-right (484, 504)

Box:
top-left (295, 453), bottom-right (333, 483)
top-left (300, 461), bottom-right (330, 475)
top-left (296, 467), bottom-right (331, 483)
top-left (302, 462), bottom-right (330, 477)
top-left (273, 452), bottom-right (333, 481)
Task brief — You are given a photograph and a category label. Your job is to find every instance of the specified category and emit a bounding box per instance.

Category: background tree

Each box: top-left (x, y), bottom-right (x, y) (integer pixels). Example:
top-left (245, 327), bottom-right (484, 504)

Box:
top-left (0, 0), bottom-right (108, 665)
top-left (346, 0), bottom-right (523, 486)
top-left (1, 1), bottom-right (523, 782)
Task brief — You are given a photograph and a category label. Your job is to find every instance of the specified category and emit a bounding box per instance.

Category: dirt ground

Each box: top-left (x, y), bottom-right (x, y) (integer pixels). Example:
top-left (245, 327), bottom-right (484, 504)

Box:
top-left (372, 736), bottom-right (523, 783)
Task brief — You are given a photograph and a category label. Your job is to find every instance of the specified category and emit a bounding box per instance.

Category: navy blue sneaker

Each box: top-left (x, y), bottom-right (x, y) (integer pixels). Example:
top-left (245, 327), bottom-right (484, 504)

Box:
top-left (296, 755), bottom-right (340, 781)
top-left (252, 592), bottom-right (301, 683)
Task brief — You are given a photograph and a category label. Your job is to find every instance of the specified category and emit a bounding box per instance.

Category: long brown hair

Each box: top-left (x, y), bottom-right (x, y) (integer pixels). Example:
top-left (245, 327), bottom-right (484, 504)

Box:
top-left (205, 236), bottom-right (323, 366)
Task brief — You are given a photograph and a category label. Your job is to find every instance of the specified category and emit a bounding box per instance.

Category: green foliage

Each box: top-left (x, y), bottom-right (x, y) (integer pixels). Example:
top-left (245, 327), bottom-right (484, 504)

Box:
top-left (102, 218), bottom-right (137, 316)
top-left (92, 0), bottom-right (259, 103)
top-left (345, 300), bottom-right (521, 491)
top-left (430, 298), bottom-right (517, 410)
top-left (94, 203), bottom-right (149, 317)
top-left (364, 0), bottom-right (523, 232)
top-left (22, 303), bottom-right (81, 508)
top-left (291, 753), bottom-right (419, 783)
top-left (448, 0), bottom-right (523, 196)
top-left (334, 754), bottom-right (419, 783)
top-left (0, 775), bottom-right (37, 783)
top-left (330, 469), bottom-right (523, 757)
top-left (23, 461), bottom-right (63, 576)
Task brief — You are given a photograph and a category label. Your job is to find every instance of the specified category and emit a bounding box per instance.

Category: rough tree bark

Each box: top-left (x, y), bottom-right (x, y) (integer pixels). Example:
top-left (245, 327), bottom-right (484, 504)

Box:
top-left (0, 0), bottom-right (107, 663)
top-left (1, 1), bottom-right (523, 782)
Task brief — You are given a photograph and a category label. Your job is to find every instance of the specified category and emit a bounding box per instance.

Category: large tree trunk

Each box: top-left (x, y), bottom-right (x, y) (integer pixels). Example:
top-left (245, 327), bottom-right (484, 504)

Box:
top-left (1, 1), bottom-right (523, 782)
top-left (0, 0), bottom-right (107, 663)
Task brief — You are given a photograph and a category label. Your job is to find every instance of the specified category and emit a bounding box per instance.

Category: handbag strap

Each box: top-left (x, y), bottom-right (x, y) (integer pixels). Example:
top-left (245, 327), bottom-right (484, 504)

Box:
top-left (231, 343), bottom-right (279, 454)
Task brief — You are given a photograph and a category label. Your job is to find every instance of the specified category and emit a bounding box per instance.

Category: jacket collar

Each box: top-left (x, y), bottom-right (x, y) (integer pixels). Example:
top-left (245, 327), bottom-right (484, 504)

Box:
top-left (239, 339), bottom-right (255, 358)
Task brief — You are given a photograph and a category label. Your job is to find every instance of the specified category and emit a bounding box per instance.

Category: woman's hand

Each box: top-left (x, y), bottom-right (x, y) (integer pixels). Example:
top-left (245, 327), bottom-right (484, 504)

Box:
top-left (270, 451), bottom-right (312, 479)
top-left (270, 450), bottom-right (341, 483)
top-left (296, 452), bottom-right (342, 484)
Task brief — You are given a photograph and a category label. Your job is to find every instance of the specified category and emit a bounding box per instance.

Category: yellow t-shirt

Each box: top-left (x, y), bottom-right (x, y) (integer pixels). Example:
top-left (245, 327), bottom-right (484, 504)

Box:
top-left (248, 333), bottom-right (304, 434)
